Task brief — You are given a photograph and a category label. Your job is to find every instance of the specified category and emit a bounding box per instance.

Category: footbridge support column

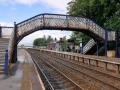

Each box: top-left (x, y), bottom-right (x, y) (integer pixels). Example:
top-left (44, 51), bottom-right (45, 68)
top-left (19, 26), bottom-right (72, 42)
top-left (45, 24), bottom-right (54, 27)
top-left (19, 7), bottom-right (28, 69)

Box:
top-left (105, 29), bottom-right (108, 56)
top-left (115, 29), bottom-right (119, 58)
top-left (12, 22), bottom-right (17, 63)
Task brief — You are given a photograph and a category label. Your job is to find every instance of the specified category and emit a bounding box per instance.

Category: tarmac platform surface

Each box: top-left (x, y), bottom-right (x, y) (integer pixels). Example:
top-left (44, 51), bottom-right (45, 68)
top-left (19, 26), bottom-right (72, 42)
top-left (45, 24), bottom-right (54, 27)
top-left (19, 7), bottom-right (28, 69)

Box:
top-left (0, 49), bottom-right (45, 90)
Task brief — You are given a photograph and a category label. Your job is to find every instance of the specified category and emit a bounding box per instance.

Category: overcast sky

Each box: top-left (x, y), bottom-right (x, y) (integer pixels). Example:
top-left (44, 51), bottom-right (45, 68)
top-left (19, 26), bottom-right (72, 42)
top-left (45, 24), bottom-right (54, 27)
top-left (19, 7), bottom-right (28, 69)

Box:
top-left (0, 0), bottom-right (72, 45)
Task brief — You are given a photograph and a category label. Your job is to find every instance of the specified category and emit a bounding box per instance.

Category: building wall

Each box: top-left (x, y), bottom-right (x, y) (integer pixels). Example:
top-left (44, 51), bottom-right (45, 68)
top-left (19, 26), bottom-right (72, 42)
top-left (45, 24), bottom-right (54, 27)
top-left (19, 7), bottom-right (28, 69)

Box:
top-left (47, 44), bottom-right (56, 50)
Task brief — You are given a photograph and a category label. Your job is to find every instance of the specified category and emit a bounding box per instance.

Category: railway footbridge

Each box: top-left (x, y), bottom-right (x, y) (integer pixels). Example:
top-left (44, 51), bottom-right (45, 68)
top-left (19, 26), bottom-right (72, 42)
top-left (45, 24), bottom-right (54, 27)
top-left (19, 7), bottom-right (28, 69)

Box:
top-left (0, 13), bottom-right (119, 74)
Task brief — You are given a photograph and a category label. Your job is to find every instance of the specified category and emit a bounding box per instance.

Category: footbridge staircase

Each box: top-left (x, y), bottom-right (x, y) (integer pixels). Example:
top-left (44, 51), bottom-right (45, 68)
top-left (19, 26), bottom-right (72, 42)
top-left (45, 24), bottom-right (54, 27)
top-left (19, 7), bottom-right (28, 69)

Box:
top-left (83, 39), bottom-right (96, 54)
top-left (0, 13), bottom-right (118, 74)
top-left (0, 26), bottom-right (13, 74)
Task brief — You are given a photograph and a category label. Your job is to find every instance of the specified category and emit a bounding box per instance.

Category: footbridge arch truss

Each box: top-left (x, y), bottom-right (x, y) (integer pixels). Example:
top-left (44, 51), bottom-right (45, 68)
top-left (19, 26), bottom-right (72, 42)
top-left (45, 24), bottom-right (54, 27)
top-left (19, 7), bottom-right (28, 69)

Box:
top-left (8, 13), bottom-right (118, 64)
top-left (1, 13), bottom-right (119, 75)
top-left (16, 13), bottom-right (115, 43)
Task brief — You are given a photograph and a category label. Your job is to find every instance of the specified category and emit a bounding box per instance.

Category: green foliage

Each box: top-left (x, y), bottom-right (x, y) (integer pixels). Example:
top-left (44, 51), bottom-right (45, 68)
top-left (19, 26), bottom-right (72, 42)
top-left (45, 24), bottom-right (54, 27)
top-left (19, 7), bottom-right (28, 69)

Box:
top-left (67, 0), bottom-right (120, 46)
top-left (46, 36), bottom-right (53, 44)
top-left (105, 15), bottom-right (120, 30)
top-left (70, 32), bottom-right (90, 45)
top-left (62, 36), bottom-right (69, 50)
top-left (33, 38), bottom-right (46, 46)
top-left (68, 0), bottom-right (120, 27)
top-left (33, 35), bottom-right (53, 46)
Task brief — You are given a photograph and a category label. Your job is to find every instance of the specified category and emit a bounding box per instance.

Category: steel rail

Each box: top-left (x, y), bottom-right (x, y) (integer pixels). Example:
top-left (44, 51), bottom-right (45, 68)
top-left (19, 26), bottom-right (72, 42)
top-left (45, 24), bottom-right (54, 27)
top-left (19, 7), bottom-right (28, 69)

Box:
top-left (39, 56), bottom-right (84, 90)
top-left (27, 49), bottom-right (120, 89)
top-left (47, 54), bottom-right (120, 90)
top-left (38, 53), bottom-right (101, 89)
top-left (28, 50), bottom-right (84, 90)
top-left (31, 56), bottom-right (54, 90)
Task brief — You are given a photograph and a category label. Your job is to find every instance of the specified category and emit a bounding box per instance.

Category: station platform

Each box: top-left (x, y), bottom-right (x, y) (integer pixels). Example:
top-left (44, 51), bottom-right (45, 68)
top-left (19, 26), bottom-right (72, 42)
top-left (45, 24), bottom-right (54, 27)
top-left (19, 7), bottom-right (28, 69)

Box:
top-left (0, 49), bottom-right (45, 90)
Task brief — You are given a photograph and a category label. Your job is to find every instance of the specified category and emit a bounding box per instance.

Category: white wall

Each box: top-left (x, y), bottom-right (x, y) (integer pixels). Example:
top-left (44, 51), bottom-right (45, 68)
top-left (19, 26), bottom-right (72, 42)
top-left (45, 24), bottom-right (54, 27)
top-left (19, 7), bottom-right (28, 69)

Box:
top-left (2, 28), bottom-right (13, 38)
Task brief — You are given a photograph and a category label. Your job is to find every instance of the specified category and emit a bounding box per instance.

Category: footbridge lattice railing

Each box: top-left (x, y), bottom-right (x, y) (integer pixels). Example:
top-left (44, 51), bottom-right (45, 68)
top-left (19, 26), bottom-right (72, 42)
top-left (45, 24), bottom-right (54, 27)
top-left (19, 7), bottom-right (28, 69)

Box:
top-left (83, 39), bottom-right (96, 54)
top-left (16, 13), bottom-right (116, 42)
top-left (5, 13), bottom-right (118, 74)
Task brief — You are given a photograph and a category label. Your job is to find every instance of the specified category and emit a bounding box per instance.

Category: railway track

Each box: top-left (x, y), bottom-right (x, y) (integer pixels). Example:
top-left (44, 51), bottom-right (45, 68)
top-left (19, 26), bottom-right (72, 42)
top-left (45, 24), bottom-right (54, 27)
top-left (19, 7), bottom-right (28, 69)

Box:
top-left (41, 53), bottom-right (120, 90)
top-left (50, 55), bottom-right (120, 89)
top-left (27, 49), bottom-right (120, 90)
top-left (28, 50), bottom-right (83, 90)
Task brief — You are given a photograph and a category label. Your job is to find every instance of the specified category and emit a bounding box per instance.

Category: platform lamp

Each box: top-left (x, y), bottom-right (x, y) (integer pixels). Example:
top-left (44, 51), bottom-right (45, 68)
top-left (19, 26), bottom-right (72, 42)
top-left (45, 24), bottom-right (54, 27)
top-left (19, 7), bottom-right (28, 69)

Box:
top-left (80, 38), bottom-right (83, 54)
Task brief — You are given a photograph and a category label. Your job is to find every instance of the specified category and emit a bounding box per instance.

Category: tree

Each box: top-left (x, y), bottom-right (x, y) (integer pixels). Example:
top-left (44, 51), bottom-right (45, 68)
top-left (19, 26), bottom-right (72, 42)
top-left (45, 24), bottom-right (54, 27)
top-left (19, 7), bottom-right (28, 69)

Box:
top-left (67, 0), bottom-right (120, 46)
top-left (68, 0), bottom-right (120, 27)
top-left (33, 38), bottom-right (47, 46)
top-left (70, 32), bottom-right (90, 45)
top-left (46, 35), bottom-right (54, 43)
top-left (33, 35), bottom-right (54, 46)
top-left (62, 36), bottom-right (68, 51)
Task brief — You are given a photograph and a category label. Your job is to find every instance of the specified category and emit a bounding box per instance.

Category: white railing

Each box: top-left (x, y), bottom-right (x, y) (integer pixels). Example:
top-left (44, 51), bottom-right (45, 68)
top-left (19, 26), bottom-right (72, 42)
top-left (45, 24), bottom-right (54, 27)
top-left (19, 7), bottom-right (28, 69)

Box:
top-left (1, 27), bottom-right (13, 38)
top-left (83, 39), bottom-right (96, 54)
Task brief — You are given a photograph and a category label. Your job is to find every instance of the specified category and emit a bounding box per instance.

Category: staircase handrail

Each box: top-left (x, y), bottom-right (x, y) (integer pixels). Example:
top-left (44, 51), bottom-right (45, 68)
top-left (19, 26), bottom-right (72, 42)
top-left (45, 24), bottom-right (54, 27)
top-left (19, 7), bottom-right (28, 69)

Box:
top-left (83, 39), bottom-right (96, 54)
